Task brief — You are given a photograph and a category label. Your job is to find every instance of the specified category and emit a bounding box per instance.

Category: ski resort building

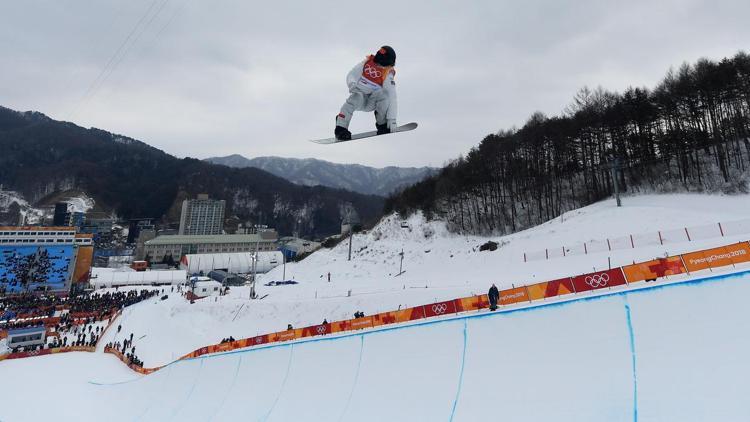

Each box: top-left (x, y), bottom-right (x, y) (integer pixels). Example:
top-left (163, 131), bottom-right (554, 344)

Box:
top-left (0, 226), bottom-right (93, 245)
top-left (188, 277), bottom-right (222, 299)
top-left (144, 232), bottom-right (278, 262)
top-left (178, 194), bottom-right (225, 236)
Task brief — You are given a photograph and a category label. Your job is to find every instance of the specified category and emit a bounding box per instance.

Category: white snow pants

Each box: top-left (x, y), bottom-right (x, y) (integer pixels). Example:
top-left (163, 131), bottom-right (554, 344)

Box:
top-left (336, 88), bottom-right (393, 129)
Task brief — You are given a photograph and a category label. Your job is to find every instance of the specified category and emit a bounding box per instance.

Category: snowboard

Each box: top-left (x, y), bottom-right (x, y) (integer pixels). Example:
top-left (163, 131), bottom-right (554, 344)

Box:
top-left (310, 122), bottom-right (418, 144)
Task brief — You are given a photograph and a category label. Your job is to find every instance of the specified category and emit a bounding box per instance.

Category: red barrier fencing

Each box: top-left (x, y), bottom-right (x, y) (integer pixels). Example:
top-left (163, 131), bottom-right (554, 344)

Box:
top-left (423, 300), bottom-right (457, 318)
top-left (301, 323), bottom-right (330, 338)
top-left (572, 268), bottom-right (627, 293)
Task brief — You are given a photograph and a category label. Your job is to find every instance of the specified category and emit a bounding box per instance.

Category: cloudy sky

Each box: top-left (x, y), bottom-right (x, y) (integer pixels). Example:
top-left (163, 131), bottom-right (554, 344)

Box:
top-left (1, 1), bottom-right (748, 168)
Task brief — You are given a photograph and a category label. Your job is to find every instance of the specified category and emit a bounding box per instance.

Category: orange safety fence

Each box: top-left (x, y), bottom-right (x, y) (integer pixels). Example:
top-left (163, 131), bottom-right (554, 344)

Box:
top-left (272, 329), bottom-right (302, 343)
top-left (371, 311), bottom-right (398, 327)
top-left (454, 294), bottom-right (489, 312)
top-left (526, 277), bottom-right (575, 301)
top-left (349, 316), bottom-right (375, 330)
top-left (622, 256), bottom-right (687, 283)
top-left (681, 242), bottom-right (750, 272)
top-left (395, 306), bottom-right (426, 322)
top-left (499, 286), bottom-right (530, 306)
top-left (331, 319), bottom-right (353, 333)
top-left (104, 346), bottom-right (162, 374)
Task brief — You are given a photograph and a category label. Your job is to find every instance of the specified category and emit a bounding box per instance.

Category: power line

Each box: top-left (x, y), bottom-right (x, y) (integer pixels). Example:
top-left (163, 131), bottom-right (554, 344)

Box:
top-left (68, 0), bottom-right (170, 120)
top-left (100, 0), bottom-right (192, 102)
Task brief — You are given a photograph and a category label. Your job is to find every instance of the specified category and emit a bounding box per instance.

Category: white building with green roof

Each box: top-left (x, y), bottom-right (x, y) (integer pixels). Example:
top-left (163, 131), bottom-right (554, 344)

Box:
top-left (144, 231), bottom-right (277, 262)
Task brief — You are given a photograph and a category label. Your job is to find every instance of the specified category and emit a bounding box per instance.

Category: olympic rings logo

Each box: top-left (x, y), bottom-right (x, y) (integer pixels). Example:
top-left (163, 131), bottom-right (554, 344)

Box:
top-left (585, 273), bottom-right (610, 288)
top-left (316, 326), bottom-right (327, 334)
top-left (432, 303), bottom-right (448, 314)
top-left (364, 64), bottom-right (382, 79)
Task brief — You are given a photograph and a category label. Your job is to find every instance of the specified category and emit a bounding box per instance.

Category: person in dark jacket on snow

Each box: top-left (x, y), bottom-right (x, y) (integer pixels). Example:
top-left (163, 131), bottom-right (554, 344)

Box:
top-left (488, 284), bottom-right (500, 311)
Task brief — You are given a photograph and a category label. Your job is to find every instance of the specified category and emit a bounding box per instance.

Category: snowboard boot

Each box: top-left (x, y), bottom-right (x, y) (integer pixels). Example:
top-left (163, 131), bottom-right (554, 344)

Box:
top-left (335, 125), bottom-right (351, 141)
top-left (376, 122), bottom-right (390, 135)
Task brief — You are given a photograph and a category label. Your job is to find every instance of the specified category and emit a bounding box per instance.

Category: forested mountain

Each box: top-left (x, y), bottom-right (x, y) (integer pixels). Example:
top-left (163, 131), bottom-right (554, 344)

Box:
top-left (386, 52), bottom-right (750, 235)
top-left (0, 106), bottom-right (383, 238)
top-left (205, 155), bottom-right (435, 196)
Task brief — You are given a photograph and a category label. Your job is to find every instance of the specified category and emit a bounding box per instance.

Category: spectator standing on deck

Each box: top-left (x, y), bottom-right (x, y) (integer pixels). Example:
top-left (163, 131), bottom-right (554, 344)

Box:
top-left (488, 284), bottom-right (499, 311)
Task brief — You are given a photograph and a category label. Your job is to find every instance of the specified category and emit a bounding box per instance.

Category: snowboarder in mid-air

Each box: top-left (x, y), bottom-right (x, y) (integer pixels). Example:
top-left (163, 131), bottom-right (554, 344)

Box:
top-left (488, 284), bottom-right (499, 311)
top-left (334, 46), bottom-right (398, 141)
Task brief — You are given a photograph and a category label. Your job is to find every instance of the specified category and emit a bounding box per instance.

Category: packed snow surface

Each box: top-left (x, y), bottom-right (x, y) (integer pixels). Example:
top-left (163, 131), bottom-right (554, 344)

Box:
top-left (2, 193), bottom-right (750, 421)
top-left (2, 269), bottom-right (750, 421)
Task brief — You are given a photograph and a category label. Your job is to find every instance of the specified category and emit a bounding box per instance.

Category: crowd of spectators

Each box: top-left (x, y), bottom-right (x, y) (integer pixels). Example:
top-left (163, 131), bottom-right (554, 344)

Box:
top-left (0, 247), bottom-right (71, 291)
top-left (50, 314), bottom-right (108, 348)
top-left (0, 294), bottom-right (62, 328)
top-left (68, 289), bottom-right (159, 313)
top-left (1, 288), bottom-right (161, 355)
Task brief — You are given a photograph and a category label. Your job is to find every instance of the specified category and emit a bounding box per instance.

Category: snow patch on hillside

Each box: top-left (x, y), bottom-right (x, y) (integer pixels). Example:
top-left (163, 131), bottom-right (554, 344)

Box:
top-left (64, 193), bottom-right (95, 213)
top-left (0, 188), bottom-right (44, 224)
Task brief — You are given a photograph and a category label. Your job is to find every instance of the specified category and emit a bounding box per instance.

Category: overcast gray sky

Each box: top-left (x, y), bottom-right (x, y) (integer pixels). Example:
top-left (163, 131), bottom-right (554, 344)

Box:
top-left (1, 1), bottom-right (748, 168)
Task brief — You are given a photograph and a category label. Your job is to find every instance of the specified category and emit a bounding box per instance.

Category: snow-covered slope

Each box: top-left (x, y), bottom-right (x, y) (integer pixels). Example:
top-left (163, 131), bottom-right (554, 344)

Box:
top-left (0, 189), bottom-right (43, 224)
top-left (2, 268), bottom-right (750, 421)
top-left (86, 193), bottom-right (750, 367)
top-left (0, 188), bottom-right (95, 224)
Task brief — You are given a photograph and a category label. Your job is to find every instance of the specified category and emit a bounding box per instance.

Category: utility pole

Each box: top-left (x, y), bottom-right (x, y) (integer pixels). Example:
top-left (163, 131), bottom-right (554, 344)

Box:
top-left (250, 224), bottom-right (267, 299)
top-left (348, 228), bottom-right (353, 261)
top-left (282, 251), bottom-right (286, 281)
top-left (398, 249), bottom-right (405, 276)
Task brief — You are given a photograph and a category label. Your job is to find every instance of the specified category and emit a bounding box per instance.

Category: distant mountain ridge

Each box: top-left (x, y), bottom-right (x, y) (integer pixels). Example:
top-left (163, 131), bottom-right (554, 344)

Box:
top-left (205, 154), bottom-right (436, 197)
top-left (0, 105), bottom-right (384, 238)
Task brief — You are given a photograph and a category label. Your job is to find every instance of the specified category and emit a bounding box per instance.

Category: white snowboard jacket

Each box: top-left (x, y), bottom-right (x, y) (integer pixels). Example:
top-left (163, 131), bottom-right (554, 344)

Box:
top-left (346, 58), bottom-right (398, 124)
